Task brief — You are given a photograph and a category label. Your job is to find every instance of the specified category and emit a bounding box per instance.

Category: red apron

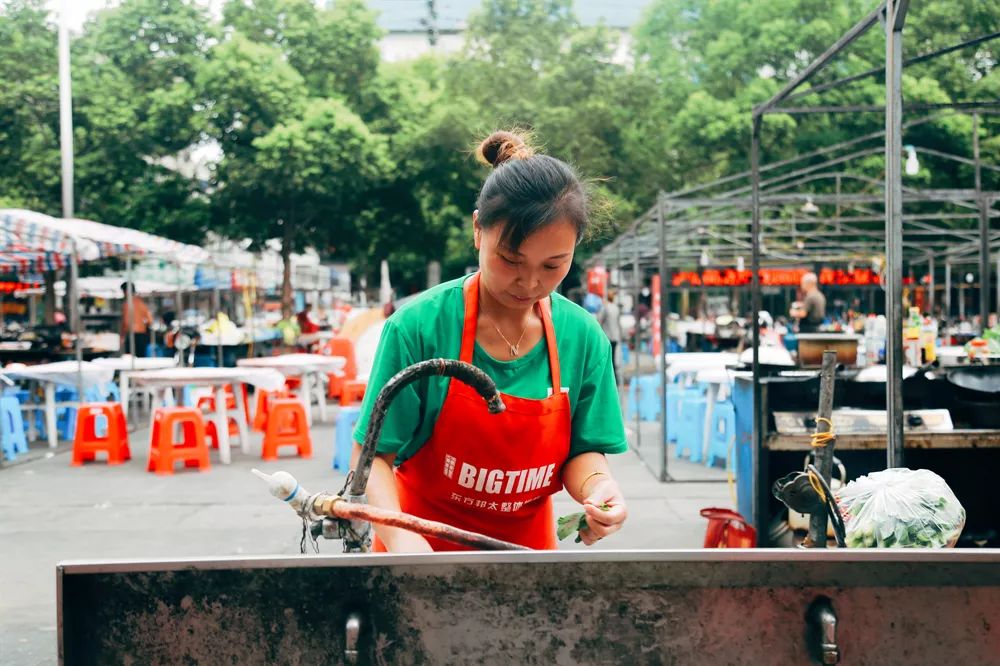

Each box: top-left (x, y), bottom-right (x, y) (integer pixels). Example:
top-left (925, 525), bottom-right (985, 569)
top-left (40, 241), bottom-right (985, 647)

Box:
top-left (374, 272), bottom-right (571, 551)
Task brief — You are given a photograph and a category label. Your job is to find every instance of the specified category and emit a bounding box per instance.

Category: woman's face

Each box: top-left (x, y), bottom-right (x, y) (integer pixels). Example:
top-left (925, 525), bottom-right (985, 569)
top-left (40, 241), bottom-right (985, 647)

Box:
top-left (474, 213), bottom-right (577, 311)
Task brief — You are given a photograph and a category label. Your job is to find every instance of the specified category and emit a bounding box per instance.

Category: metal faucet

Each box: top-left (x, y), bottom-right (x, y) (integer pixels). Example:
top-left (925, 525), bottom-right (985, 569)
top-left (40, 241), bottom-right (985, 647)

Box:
top-left (806, 596), bottom-right (840, 664)
top-left (344, 612), bottom-right (361, 664)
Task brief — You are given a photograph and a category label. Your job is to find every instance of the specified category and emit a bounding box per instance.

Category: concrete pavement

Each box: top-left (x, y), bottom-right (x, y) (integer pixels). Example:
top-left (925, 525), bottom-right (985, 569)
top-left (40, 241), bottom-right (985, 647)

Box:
top-left (0, 406), bottom-right (731, 664)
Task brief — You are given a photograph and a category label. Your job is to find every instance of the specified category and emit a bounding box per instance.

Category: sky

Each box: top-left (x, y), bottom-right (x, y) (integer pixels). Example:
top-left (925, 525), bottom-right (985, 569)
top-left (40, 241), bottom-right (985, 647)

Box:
top-left (46, 0), bottom-right (223, 32)
top-left (47, 0), bottom-right (651, 32)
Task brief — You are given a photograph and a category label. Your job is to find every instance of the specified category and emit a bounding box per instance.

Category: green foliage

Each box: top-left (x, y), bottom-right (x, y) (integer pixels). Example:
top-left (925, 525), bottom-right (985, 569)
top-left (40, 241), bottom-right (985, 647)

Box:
top-left (1, 0), bottom-right (997, 292)
top-left (0, 0), bottom-right (60, 213)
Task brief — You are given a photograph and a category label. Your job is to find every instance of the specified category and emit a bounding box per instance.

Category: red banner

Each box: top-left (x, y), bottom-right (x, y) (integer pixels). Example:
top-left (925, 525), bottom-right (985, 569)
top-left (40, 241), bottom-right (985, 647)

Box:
top-left (671, 267), bottom-right (879, 287)
top-left (652, 274), bottom-right (661, 356)
top-left (586, 266), bottom-right (608, 297)
top-left (0, 281), bottom-right (41, 294)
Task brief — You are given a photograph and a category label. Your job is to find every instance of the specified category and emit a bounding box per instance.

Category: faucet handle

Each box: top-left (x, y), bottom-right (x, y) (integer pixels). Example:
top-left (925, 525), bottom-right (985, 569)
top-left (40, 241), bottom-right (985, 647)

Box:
top-left (806, 596), bottom-right (840, 664)
top-left (345, 612), bottom-right (362, 664)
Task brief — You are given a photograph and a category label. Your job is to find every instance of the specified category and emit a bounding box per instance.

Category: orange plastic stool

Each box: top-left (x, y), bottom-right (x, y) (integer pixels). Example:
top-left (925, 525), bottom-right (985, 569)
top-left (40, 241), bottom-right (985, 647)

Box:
top-left (198, 384), bottom-right (249, 418)
top-left (197, 393), bottom-right (236, 412)
top-left (261, 399), bottom-right (312, 461)
top-left (198, 394), bottom-right (239, 449)
top-left (252, 389), bottom-right (290, 432)
top-left (147, 407), bottom-right (211, 475)
top-left (71, 403), bottom-right (130, 466)
top-left (326, 373), bottom-right (344, 400)
top-left (340, 380), bottom-right (367, 406)
top-left (322, 337), bottom-right (360, 401)
top-left (205, 418), bottom-right (240, 449)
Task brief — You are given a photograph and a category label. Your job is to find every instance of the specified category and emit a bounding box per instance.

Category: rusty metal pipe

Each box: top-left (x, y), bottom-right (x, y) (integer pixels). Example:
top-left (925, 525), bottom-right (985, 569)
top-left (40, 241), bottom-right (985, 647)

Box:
top-left (348, 359), bottom-right (505, 499)
top-left (312, 494), bottom-right (528, 551)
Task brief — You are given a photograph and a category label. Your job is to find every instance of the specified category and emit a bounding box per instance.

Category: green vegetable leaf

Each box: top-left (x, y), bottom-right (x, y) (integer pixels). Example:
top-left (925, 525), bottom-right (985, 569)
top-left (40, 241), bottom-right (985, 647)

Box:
top-left (557, 513), bottom-right (587, 541)
top-left (556, 504), bottom-right (612, 541)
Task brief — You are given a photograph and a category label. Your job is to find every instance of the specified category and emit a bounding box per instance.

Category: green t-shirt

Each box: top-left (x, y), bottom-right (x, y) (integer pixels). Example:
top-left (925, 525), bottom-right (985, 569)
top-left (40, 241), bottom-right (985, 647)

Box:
top-left (353, 274), bottom-right (627, 463)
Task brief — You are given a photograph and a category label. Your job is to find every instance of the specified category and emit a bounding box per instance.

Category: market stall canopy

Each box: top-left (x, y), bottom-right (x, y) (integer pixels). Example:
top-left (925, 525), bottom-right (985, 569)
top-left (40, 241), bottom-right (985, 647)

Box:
top-left (61, 216), bottom-right (209, 264)
top-left (0, 208), bottom-right (209, 267)
top-left (0, 209), bottom-right (102, 272)
top-left (14, 277), bottom-right (196, 300)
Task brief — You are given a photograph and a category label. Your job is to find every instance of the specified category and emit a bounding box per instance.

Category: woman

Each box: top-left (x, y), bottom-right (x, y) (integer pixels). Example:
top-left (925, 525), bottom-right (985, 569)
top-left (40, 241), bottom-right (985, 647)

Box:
top-left (352, 131), bottom-right (628, 552)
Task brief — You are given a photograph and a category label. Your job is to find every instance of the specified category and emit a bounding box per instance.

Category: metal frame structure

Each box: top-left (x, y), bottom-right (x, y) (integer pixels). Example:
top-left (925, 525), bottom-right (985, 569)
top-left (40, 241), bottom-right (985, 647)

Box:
top-left (591, 2), bottom-right (1000, 485)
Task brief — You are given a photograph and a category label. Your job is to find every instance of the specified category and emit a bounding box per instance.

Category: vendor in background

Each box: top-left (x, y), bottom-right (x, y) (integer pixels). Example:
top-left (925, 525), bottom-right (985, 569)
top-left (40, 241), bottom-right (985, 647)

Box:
top-left (597, 289), bottom-right (622, 384)
top-left (296, 303), bottom-right (320, 335)
top-left (120, 282), bottom-right (153, 357)
top-left (790, 272), bottom-right (826, 333)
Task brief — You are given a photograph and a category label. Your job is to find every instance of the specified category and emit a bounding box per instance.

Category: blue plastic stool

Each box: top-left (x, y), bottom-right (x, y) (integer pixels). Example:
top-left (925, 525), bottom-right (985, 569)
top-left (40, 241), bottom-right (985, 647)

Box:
top-left (55, 387), bottom-right (77, 441)
top-left (105, 381), bottom-right (121, 402)
top-left (333, 406), bottom-right (362, 472)
top-left (6, 389), bottom-right (45, 440)
top-left (665, 384), bottom-right (688, 443)
top-left (705, 400), bottom-right (736, 468)
top-left (675, 393), bottom-right (707, 463)
top-left (637, 374), bottom-right (661, 421)
top-left (1, 396), bottom-right (29, 460)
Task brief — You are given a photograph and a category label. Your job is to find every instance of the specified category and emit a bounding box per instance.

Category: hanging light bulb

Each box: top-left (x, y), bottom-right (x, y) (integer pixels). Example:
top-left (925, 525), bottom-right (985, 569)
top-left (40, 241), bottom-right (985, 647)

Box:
top-left (699, 249), bottom-right (709, 267)
top-left (800, 196), bottom-right (819, 215)
top-left (796, 239), bottom-right (805, 250)
top-left (904, 145), bottom-right (920, 176)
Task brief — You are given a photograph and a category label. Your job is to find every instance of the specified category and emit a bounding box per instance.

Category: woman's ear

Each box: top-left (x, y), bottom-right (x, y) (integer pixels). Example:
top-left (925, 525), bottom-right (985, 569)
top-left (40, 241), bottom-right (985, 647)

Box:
top-left (473, 210), bottom-right (481, 250)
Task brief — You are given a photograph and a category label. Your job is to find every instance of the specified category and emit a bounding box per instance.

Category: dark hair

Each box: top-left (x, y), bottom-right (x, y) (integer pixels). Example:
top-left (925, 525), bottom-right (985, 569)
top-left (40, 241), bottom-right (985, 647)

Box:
top-left (474, 130), bottom-right (588, 252)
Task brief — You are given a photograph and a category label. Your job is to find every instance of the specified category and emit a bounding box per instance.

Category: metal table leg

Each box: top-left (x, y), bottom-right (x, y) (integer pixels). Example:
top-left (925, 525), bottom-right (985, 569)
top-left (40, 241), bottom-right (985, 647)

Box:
top-left (44, 383), bottom-right (57, 449)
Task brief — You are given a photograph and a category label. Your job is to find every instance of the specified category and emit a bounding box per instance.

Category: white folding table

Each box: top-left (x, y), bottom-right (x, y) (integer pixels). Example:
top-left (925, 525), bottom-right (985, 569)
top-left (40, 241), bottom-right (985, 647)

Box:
top-left (91, 356), bottom-right (178, 420)
top-left (127, 367), bottom-right (285, 464)
top-left (236, 354), bottom-right (346, 424)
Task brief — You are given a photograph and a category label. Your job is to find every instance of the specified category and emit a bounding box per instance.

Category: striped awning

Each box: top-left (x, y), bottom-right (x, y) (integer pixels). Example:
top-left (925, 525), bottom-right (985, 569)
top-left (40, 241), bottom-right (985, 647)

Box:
top-left (0, 250), bottom-right (73, 274)
top-left (62, 217), bottom-right (209, 264)
top-left (0, 208), bottom-right (209, 270)
top-left (0, 210), bottom-right (104, 274)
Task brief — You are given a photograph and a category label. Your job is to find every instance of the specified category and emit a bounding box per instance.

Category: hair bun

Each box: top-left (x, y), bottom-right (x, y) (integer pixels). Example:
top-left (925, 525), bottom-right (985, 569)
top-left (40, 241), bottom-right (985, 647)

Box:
top-left (476, 130), bottom-right (535, 168)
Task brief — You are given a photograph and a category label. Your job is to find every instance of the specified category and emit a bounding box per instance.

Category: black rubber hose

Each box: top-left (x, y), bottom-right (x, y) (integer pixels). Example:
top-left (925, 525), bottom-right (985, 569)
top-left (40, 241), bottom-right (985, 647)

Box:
top-left (807, 463), bottom-right (847, 547)
top-left (348, 359), bottom-right (505, 498)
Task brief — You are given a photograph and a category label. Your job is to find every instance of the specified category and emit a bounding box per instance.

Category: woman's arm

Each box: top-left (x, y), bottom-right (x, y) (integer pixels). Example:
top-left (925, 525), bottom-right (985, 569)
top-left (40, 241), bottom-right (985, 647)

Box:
top-left (350, 443), bottom-right (432, 553)
top-left (561, 452), bottom-right (627, 546)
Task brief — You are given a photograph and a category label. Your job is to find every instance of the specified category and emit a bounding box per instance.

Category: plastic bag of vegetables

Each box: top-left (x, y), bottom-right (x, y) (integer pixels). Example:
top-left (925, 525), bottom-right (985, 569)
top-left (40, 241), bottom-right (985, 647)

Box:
top-left (836, 468), bottom-right (965, 548)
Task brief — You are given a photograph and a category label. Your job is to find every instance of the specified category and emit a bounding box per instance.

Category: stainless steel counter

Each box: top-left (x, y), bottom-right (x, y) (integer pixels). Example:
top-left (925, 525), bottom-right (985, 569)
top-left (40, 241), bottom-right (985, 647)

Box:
top-left (59, 549), bottom-right (1000, 665)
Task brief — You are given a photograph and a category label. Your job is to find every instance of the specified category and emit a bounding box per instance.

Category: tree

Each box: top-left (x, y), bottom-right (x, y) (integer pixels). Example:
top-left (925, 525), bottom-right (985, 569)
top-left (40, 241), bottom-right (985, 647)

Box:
top-left (233, 98), bottom-right (392, 316)
top-left (0, 0), bottom-right (60, 213)
top-left (223, 0), bottom-right (382, 106)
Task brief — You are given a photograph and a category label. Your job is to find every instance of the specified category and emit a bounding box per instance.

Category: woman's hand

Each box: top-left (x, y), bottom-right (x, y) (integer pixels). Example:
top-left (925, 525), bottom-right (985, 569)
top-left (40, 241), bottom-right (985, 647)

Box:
top-left (578, 476), bottom-right (627, 546)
